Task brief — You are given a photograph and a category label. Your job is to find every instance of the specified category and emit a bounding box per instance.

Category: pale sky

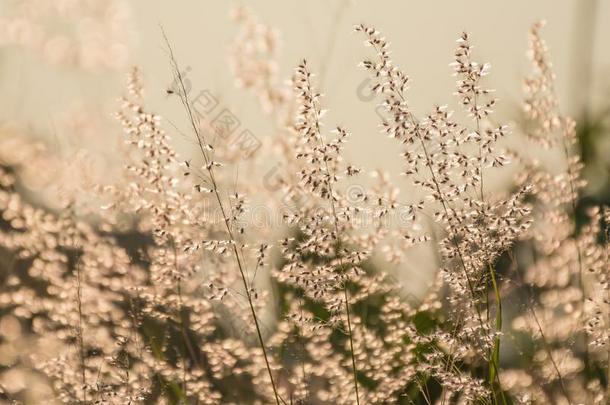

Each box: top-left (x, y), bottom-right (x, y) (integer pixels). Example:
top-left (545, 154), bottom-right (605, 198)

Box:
top-left (0, 0), bottom-right (608, 292)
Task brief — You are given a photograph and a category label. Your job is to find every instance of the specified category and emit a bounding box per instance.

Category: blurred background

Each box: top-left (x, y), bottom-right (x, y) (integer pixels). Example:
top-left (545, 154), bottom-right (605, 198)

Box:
top-left (0, 1), bottom-right (609, 402)
top-left (1, 0), bottom-right (609, 300)
top-left (0, 0), bottom-right (608, 188)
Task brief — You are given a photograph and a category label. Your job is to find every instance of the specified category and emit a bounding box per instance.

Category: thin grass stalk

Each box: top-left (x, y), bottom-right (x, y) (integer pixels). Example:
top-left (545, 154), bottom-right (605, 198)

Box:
top-left (303, 70), bottom-right (361, 405)
top-left (161, 28), bottom-right (284, 405)
top-left (471, 88), bottom-right (505, 404)
top-left (366, 38), bottom-right (501, 402)
top-left (75, 252), bottom-right (87, 405)
top-left (512, 249), bottom-right (573, 404)
top-left (537, 29), bottom-right (589, 374)
top-left (486, 264), bottom-right (506, 405)
top-left (604, 220), bottom-right (610, 403)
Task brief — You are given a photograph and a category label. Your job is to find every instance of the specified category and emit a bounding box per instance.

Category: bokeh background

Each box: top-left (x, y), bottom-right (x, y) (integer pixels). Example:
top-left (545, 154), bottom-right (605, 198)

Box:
top-left (0, 1), bottom-right (609, 402)
top-left (1, 1), bottom-right (609, 181)
top-left (1, 0), bottom-right (609, 288)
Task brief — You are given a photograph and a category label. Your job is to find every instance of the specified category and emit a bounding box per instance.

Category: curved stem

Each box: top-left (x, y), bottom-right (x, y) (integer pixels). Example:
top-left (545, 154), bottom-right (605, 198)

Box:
top-left (162, 28), bottom-right (284, 405)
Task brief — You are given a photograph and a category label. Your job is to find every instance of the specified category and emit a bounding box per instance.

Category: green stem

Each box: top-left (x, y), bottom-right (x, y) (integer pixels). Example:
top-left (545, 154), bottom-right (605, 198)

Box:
top-left (487, 264), bottom-right (506, 405)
